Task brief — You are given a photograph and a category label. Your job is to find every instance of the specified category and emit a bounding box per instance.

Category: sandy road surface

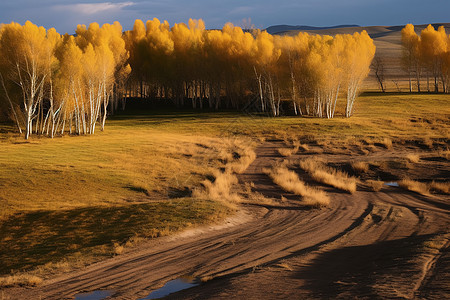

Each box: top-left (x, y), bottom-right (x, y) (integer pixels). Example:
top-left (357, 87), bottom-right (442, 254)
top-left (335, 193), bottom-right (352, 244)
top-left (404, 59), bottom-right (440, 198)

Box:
top-left (4, 141), bottom-right (449, 299)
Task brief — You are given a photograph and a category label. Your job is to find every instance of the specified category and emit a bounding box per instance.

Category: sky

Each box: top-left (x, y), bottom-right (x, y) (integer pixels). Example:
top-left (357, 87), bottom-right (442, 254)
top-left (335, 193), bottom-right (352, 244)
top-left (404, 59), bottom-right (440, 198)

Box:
top-left (0, 0), bottom-right (449, 34)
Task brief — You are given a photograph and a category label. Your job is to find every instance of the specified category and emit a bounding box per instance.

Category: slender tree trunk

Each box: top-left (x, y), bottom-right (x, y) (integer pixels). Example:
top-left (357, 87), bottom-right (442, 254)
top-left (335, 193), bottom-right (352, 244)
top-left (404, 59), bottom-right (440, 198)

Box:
top-left (409, 72), bottom-right (412, 93)
top-left (0, 72), bottom-right (22, 134)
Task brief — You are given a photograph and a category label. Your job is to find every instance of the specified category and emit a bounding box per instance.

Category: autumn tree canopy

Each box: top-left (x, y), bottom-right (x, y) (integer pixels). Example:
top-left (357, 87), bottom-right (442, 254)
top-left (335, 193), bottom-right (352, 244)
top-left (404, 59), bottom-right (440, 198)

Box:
top-left (402, 24), bottom-right (450, 93)
top-left (0, 19), bottom-right (376, 138)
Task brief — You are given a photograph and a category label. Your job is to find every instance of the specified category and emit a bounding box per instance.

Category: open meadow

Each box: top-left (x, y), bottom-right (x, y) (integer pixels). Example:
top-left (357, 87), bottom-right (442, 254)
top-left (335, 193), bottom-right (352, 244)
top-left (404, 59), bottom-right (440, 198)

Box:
top-left (1, 91), bottom-right (449, 299)
top-left (0, 14), bottom-right (449, 300)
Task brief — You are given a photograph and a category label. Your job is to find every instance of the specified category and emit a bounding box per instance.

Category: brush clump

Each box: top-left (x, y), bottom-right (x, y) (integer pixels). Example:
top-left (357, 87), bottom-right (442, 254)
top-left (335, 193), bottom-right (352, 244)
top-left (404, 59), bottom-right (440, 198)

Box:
top-left (299, 158), bottom-right (357, 193)
top-left (264, 165), bottom-right (330, 207)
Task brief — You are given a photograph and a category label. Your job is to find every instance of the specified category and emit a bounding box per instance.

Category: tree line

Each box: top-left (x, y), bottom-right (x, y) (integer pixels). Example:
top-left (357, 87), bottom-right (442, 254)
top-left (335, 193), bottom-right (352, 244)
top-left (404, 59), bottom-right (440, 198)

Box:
top-left (124, 19), bottom-right (375, 118)
top-left (0, 19), bottom-right (376, 139)
top-left (402, 24), bottom-right (450, 93)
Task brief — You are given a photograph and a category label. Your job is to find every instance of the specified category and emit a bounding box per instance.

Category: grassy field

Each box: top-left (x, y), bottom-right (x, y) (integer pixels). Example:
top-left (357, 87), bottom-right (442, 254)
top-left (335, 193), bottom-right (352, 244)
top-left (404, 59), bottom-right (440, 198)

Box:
top-left (0, 123), bottom-right (247, 280)
top-left (113, 93), bottom-right (449, 140)
top-left (0, 92), bottom-right (448, 282)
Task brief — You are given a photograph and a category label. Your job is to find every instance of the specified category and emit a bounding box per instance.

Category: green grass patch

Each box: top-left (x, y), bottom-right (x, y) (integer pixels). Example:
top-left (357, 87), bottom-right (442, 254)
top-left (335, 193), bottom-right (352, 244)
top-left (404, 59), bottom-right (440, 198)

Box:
top-left (0, 199), bottom-right (231, 274)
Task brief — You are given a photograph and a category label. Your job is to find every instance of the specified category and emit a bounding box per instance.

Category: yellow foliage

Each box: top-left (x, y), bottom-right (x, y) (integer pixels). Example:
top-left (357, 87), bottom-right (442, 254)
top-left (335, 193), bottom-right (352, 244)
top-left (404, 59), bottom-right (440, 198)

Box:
top-left (0, 18), bottom-right (379, 138)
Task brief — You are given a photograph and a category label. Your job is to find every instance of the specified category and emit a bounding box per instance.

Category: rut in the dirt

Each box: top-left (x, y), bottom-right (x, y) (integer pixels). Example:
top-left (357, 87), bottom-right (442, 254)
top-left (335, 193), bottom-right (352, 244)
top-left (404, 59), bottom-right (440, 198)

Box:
top-left (4, 141), bottom-right (449, 300)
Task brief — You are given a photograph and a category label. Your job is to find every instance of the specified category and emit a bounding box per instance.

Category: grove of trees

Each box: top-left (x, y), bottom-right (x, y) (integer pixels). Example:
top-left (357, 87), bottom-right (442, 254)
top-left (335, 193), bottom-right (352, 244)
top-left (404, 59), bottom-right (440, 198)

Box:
top-left (402, 24), bottom-right (450, 93)
top-left (0, 19), bottom-right (376, 139)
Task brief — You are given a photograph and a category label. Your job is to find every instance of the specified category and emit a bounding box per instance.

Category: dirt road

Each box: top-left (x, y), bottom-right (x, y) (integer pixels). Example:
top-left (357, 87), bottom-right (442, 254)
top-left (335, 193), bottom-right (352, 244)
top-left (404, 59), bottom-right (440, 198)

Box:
top-left (4, 142), bottom-right (449, 299)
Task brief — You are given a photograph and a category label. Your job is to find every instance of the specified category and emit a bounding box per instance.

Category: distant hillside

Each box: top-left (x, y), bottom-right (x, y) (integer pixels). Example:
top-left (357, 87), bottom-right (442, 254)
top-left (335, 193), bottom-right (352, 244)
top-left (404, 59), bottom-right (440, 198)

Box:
top-left (271, 23), bottom-right (450, 92)
top-left (266, 24), bottom-right (360, 35)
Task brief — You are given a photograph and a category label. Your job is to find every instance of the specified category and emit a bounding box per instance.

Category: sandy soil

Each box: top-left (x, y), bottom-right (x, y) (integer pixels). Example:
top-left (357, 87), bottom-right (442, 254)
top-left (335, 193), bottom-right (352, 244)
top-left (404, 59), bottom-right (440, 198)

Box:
top-left (3, 141), bottom-right (449, 299)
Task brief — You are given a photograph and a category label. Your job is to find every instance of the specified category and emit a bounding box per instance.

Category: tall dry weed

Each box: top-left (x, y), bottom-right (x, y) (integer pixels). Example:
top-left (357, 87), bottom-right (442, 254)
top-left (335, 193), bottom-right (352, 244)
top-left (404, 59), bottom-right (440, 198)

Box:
top-left (398, 178), bottom-right (430, 196)
top-left (0, 274), bottom-right (42, 287)
top-left (438, 148), bottom-right (449, 160)
top-left (366, 180), bottom-right (384, 192)
top-left (299, 158), bottom-right (357, 193)
top-left (222, 139), bottom-right (256, 174)
top-left (278, 144), bottom-right (299, 157)
top-left (381, 137), bottom-right (393, 149)
top-left (406, 153), bottom-right (420, 163)
top-left (352, 161), bottom-right (369, 173)
top-left (429, 181), bottom-right (449, 194)
top-left (194, 170), bottom-right (240, 203)
top-left (264, 165), bottom-right (329, 207)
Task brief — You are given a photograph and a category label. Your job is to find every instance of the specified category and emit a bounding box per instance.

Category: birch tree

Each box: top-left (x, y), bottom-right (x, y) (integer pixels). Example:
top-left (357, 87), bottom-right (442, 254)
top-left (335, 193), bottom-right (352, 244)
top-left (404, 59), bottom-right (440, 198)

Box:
top-left (0, 21), bottom-right (59, 139)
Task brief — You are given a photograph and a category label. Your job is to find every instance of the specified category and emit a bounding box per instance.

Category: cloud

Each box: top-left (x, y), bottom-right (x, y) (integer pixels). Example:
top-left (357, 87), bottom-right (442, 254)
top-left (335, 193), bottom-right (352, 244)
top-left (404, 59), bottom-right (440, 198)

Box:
top-left (53, 1), bottom-right (134, 15)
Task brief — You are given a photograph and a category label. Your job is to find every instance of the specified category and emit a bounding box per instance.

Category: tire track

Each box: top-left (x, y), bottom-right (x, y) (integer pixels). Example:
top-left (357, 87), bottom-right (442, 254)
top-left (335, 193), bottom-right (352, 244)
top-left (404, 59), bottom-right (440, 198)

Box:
top-left (4, 141), bottom-right (448, 299)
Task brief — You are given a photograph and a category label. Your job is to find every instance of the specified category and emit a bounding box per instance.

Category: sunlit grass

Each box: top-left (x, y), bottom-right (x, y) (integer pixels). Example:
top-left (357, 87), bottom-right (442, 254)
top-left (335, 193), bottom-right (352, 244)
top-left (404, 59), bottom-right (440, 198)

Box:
top-left (0, 92), bottom-right (448, 279)
top-left (0, 124), bottom-right (244, 277)
top-left (107, 93), bottom-right (449, 141)
top-left (264, 164), bottom-right (330, 207)
top-left (0, 129), bottom-right (241, 218)
top-left (299, 158), bottom-right (357, 194)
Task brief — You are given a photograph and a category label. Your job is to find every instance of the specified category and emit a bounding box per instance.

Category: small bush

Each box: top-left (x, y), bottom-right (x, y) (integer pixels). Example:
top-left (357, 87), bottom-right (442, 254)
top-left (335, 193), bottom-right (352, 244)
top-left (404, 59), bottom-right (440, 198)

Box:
top-left (406, 153), bottom-right (420, 163)
top-left (113, 242), bottom-right (124, 255)
top-left (264, 166), bottom-right (329, 207)
top-left (299, 158), bottom-right (357, 193)
top-left (278, 146), bottom-right (298, 157)
top-left (195, 170), bottom-right (240, 203)
top-left (299, 143), bottom-right (310, 152)
top-left (429, 181), bottom-right (449, 194)
top-left (352, 161), bottom-right (369, 173)
top-left (366, 180), bottom-right (384, 192)
top-left (422, 138), bottom-right (434, 149)
top-left (381, 137), bottom-right (393, 149)
top-left (398, 178), bottom-right (430, 196)
top-left (438, 148), bottom-right (449, 160)
top-left (0, 274), bottom-right (42, 287)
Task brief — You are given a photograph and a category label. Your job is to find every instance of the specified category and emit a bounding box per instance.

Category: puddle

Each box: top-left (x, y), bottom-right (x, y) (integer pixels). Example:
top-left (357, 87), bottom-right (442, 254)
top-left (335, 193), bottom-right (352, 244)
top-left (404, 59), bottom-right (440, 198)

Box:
top-left (74, 290), bottom-right (113, 300)
top-left (385, 182), bottom-right (399, 187)
top-left (139, 277), bottom-right (200, 299)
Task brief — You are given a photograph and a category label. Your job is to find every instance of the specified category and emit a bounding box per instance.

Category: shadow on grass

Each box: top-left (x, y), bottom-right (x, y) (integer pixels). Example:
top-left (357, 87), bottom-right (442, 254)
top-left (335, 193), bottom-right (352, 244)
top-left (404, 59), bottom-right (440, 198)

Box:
top-left (0, 199), bottom-right (230, 275)
top-left (294, 234), bottom-right (439, 298)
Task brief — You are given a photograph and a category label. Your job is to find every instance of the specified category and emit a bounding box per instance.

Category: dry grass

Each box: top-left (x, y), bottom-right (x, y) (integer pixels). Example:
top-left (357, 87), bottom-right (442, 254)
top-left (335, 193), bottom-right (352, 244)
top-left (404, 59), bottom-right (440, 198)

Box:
top-left (220, 138), bottom-right (256, 174)
top-left (423, 234), bottom-right (448, 251)
top-left (366, 180), bottom-right (384, 192)
top-left (113, 242), bottom-right (124, 255)
top-left (276, 262), bottom-right (293, 271)
top-left (438, 148), bottom-right (450, 160)
top-left (406, 153), bottom-right (420, 163)
top-left (0, 124), bottom-right (251, 277)
top-left (299, 143), bottom-right (310, 152)
top-left (278, 139), bottom-right (301, 157)
top-left (352, 161), bottom-right (369, 173)
top-left (422, 137), bottom-right (434, 149)
top-left (278, 146), bottom-right (298, 157)
top-left (381, 137), bottom-right (393, 149)
top-left (429, 181), bottom-right (450, 194)
top-left (0, 93), bottom-right (448, 278)
top-left (242, 182), bottom-right (275, 205)
top-left (200, 275), bottom-right (214, 283)
top-left (264, 165), bottom-right (330, 207)
top-left (195, 170), bottom-right (240, 203)
top-left (398, 178), bottom-right (430, 196)
top-left (299, 158), bottom-right (357, 194)
top-left (0, 274), bottom-right (42, 288)
top-left (0, 131), bottom-right (233, 219)
top-left (195, 138), bottom-right (256, 204)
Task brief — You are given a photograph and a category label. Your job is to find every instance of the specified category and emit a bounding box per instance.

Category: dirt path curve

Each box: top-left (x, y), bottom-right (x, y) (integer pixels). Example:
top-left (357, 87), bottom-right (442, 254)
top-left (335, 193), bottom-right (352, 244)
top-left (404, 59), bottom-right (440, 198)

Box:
top-left (5, 141), bottom-right (449, 299)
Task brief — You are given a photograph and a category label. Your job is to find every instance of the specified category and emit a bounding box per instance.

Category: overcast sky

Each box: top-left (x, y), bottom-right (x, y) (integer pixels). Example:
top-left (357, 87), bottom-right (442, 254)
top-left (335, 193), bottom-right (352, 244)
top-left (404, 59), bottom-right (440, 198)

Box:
top-left (0, 0), bottom-right (449, 34)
